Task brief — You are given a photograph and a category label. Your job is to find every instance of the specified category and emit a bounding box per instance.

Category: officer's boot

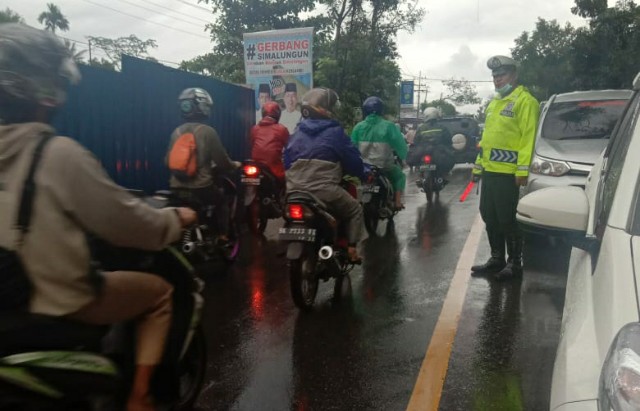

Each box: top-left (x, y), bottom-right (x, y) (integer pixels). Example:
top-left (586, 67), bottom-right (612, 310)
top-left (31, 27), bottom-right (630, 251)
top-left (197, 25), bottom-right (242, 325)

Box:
top-left (495, 235), bottom-right (523, 281)
top-left (471, 230), bottom-right (506, 275)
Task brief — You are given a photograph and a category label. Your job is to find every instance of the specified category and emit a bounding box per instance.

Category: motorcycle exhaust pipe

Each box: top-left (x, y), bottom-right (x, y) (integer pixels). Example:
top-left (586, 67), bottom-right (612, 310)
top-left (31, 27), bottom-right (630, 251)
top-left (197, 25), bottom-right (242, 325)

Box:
top-left (318, 245), bottom-right (333, 260)
top-left (182, 242), bottom-right (196, 255)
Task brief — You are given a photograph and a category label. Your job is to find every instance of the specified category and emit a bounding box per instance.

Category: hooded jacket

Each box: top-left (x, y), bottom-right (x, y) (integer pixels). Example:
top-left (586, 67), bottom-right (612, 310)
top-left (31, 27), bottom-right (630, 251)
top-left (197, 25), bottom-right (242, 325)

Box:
top-left (284, 119), bottom-right (364, 192)
top-left (350, 114), bottom-right (408, 169)
top-left (250, 117), bottom-right (289, 179)
top-left (0, 123), bottom-right (182, 315)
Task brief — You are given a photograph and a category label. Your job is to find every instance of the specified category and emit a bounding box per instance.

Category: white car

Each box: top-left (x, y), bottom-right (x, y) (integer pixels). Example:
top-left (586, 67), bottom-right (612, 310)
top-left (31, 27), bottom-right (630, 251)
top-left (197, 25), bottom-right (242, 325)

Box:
top-left (517, 74), bottom-right (640, 411)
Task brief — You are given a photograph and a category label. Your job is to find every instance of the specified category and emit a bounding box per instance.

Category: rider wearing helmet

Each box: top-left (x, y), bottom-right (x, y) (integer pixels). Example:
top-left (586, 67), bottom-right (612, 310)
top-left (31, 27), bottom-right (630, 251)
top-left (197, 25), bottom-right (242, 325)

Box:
top-left (284, 88), bottom-right (367, 263)
top-left (408, 107), bottom-right (455, 176)
top-left (166, 87), bottom-right (240, 242)
top-left (0, 24), bottom-right (197, 411)
top-left (249, 101), bottom-right (290, 187)
top-left (351, 96), bottom-right (408, 209)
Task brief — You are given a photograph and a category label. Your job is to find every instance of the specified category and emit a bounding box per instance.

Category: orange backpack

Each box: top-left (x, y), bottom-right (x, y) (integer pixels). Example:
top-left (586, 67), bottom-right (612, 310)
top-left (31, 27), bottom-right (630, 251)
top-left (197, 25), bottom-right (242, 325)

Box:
top-left (168, 126), bottom-right (201, 179)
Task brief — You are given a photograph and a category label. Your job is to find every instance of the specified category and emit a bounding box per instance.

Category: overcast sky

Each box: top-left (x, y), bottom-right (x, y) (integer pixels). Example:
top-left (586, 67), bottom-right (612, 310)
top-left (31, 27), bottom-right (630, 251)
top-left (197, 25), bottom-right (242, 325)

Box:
top-left (5, 0), bottom-right (587, 113)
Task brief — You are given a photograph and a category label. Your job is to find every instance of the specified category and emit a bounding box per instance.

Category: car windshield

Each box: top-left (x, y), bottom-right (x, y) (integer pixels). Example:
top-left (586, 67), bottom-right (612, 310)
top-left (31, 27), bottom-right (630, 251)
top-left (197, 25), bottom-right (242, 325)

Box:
top-left (541, 99), bottom-right (628, 140)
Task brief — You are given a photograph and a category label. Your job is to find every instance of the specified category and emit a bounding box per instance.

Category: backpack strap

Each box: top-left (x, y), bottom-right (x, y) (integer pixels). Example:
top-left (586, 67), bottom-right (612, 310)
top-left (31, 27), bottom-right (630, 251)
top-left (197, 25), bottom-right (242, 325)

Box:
top-left (16, 134), bottom-right (54, 241)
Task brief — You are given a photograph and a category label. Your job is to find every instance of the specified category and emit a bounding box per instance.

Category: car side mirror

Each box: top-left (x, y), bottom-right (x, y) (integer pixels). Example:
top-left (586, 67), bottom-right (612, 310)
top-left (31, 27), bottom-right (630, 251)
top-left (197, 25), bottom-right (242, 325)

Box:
top-left (517, 186), bottom-right (597, 251)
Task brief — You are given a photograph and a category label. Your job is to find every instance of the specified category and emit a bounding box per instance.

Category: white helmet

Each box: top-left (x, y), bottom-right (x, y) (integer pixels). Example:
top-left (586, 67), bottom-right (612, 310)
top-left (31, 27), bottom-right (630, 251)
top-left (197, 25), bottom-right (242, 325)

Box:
top-left (423, 107), bottom-right (441, 122)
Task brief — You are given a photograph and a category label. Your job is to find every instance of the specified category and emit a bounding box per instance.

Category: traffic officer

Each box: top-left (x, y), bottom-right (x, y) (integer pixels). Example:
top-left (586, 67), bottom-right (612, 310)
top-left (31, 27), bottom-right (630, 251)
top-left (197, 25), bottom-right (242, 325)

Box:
top-left (470, 55), bottom-right (539, 280)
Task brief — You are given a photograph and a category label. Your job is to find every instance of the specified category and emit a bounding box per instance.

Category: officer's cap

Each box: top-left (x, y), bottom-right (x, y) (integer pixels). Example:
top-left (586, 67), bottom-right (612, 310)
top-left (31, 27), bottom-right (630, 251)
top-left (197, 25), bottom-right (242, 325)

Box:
top-left (487, 55), bottom-right (518, 76)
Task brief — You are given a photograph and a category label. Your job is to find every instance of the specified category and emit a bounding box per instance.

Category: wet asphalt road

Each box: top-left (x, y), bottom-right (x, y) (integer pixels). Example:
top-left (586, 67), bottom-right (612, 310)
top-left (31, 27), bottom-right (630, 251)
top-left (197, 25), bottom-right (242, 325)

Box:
top-left (193, 166), bottom-right (571, 411)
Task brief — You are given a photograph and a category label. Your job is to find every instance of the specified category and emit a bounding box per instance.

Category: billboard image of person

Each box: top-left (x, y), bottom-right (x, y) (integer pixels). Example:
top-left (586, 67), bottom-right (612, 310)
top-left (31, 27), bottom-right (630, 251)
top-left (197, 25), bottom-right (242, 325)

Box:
top-left (280, 82), bottom-right (301, 133)
top-left (255, 83), bottom-right (271, 122)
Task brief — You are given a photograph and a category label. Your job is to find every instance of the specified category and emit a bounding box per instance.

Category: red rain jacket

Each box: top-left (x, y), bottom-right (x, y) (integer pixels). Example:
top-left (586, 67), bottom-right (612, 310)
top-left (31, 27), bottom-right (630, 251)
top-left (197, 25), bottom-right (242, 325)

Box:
top-left (250, 117), bottom-right (289, 180)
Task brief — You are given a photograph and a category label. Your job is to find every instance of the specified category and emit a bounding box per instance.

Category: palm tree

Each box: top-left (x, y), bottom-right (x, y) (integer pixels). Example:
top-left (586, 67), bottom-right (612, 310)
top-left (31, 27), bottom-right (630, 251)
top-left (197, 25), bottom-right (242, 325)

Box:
top-left (63, 39), bottom-right (86, 64)
top-left (38, 3), bottom-right (69, 33)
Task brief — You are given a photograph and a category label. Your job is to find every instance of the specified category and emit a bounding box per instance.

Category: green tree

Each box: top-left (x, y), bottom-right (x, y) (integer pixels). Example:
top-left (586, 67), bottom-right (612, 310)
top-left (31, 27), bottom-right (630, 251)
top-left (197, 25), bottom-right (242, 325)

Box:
top-left (570, 2), bottom-right (640, 90)
top-left (572, 0), bottom-right (608, 18)
top-left (38, 3), bottom-right (69, 33)
top-left (441, 79), bottom-right (481, 106)
top-left (87, 35), bottom-right (157, 71)
top-left (315, 0), bottom-right (425, 126)
top-left (511, 18), bottom-right (576, 100)
top-left (0, 8), bottom-right (24, 23)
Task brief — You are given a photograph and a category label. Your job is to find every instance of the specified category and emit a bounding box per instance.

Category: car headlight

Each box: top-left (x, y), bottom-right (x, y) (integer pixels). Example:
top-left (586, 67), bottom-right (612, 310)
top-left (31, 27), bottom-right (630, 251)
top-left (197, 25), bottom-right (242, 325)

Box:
top-left (599, 322), bottom-right (640, 411)
top-left (530, 155), bottom-right (570, 176)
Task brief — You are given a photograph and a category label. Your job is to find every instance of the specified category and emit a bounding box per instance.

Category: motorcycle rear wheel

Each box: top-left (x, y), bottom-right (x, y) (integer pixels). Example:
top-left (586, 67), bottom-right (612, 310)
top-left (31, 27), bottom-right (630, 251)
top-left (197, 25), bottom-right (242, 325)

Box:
top-left (289, 247), bottom-right (319, 311)
top-left (246, 201), bottom-right (268, 235)
top-left (173, 326), bottom-right (207, 411)
top-left (424, 176), bottom-right (434, 203)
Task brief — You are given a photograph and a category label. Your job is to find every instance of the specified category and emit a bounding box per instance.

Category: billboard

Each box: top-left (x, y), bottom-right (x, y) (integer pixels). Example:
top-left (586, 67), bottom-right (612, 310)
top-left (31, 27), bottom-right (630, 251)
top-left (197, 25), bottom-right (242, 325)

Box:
top-left (243, 27), bottom-right (314, 132)
top-left (400, 80), bottom-right (414, 108)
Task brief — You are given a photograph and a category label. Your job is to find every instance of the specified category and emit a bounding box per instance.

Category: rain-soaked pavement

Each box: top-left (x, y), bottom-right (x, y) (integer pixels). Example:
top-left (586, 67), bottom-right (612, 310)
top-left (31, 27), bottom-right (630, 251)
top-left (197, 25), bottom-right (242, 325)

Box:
top-left (194, 166), bottom-right (571, 411)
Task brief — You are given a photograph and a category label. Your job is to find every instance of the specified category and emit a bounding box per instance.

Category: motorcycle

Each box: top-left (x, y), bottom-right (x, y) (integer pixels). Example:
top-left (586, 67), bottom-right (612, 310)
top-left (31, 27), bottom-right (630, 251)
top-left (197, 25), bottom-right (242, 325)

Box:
top-left (0, 197), bottom-right (207, 410)
top-left (360, 165), bottom-right (396, 237)
top-left (241, 160), bottom-right (283, 234)
top-left (417, 153), bottom-right (448, 204)
top-left (162, 175), bottom-right (240, 263)
top-left (279, 188), bottom-right (358, 310)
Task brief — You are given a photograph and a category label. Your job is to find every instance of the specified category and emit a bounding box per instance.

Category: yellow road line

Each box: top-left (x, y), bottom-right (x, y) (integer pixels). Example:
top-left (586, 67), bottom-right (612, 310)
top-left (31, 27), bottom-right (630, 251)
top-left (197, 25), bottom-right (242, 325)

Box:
top-left (406, 214), bottom-right (484, 411)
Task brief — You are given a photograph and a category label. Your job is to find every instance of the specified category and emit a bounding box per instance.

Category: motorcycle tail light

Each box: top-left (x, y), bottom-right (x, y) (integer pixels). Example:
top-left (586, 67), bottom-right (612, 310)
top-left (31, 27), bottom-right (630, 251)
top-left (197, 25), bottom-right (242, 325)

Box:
top-left (243, 165), bottom-right (259, 177)
top-left (423, 155), bottom-right (432, 164)
top-left (288, 204), bottom-right (304, 220)
top-left (367, 174), bottom-right (375, 184)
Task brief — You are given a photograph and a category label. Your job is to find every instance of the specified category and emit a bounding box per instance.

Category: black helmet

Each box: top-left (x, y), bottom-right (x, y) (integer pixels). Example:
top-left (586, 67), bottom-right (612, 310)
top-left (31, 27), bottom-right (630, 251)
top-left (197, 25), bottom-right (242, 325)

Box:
top-left (362, 96), bottom-right (384, 117)
top-left (0, 23), bottom-right (81, 110)
top-left (178, 88), bottom-right (213, 120)
top-left (300, 88), bottom-right (340, 120)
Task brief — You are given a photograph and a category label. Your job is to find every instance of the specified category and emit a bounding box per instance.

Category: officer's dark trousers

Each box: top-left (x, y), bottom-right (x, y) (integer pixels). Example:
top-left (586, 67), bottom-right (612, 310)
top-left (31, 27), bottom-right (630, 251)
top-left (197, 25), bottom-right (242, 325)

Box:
top-left (479, 172), bottom-right (521, 261)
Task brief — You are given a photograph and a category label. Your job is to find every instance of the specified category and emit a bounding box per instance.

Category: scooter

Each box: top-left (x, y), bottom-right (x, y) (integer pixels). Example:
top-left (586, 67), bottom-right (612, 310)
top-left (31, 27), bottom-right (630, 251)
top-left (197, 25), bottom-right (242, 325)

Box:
top-left (279, 187), bottom-right (358, 310)
top-left (0, 199), bottom-right (207, 410)
top-left (417, 153), bottom-right (448, 203)
top-left (241, 160), bottom-right (283, 234)
top-left (360, 164), bottom-right (396, 237)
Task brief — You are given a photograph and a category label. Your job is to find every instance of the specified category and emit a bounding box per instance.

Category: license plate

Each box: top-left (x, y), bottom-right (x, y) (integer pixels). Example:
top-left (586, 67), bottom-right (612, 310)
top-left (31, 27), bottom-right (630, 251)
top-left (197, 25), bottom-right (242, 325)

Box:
top-left (362, 184), bottom-right (380, 193)
top-left (241, 177), bottom-right (260, 185)
top-left (279, 227), bottom-right (317, 242)
top-left (420, 164), bottom-right (437, 171)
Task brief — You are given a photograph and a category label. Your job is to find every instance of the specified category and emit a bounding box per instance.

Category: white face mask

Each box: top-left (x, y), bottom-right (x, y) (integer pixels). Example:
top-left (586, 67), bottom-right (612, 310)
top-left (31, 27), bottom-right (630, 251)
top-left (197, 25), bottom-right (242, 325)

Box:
top-left (495, 83), bottom-right (513, 97)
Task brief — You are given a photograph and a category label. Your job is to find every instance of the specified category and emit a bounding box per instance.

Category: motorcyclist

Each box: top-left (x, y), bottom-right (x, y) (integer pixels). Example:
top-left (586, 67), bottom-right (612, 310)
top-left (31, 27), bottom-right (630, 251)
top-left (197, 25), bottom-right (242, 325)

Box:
top-left (166, 88), bottom-right (241, 244)
top-left (249, 100), bottom-right (290, 192)
top-left (284, 88), bottom-right (367, 263)
top-left (351, 96), bottom-right (408, 209)
top-left (0, 24), bottom-right (197, 411)
top-left (409, 107), bottom-right (455, 180)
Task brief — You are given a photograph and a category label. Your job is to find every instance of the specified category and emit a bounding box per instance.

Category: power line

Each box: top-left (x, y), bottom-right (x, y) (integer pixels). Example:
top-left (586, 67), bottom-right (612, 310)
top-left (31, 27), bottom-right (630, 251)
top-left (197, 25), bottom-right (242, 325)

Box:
top-left (176, 0), bottom-right (212, 13)
top-left (80, 0), bottom-right (209, 39)
top-left (401, 71), bottom-right (493, 83)
top-left (115, 0), bottom-right (210, 25)
top-left (139, 0), bottom-right (211, 23)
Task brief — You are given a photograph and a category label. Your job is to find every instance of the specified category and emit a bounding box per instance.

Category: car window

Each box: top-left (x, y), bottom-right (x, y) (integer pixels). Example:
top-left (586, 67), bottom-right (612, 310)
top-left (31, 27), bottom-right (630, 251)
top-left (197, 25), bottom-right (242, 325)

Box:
top-left (595, 94), bottom-right (640, 239)
top-left (542, 99), bottom-right (629, 140)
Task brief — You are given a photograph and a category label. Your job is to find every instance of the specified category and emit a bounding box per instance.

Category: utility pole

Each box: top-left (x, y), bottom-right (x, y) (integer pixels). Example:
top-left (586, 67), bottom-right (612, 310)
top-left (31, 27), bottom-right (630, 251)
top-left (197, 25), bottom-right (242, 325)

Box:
top-left (414, 71), bottom-right (429, 120)
top-left (88, 39), bottom-right (92, 62)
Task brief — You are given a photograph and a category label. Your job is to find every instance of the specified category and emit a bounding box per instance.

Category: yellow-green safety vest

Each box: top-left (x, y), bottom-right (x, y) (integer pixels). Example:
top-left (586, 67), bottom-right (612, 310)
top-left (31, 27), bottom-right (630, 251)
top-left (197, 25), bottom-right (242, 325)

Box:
top-left (474, 85), bottom-right (539, 177)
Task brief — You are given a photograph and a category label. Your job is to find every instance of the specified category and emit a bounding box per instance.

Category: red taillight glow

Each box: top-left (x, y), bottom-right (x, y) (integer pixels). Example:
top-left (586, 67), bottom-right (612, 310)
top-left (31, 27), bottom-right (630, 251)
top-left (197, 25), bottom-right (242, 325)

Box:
top-left (288, 204), bottom-right (304, 220)
top-left (423, 155), bottom-right (432, 164)
top-left (243, 165), bottom-right (259, 177)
